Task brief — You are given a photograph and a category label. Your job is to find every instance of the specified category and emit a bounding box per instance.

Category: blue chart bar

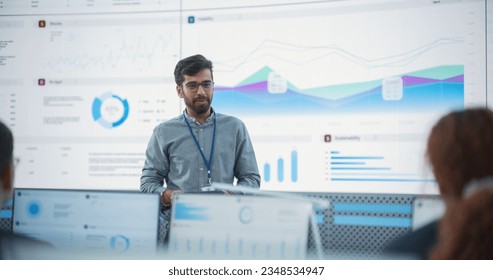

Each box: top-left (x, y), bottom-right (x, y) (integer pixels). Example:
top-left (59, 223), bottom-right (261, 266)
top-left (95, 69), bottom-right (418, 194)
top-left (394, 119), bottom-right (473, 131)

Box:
top-left (277, 158), bottom-right (284, 182)
top-left (331, 162), bottom-right (366, 165)
top-left (332, 178), bottom-right (436, 182)
top-left (331, 167), bottom-right (391, 170)
top-left (333, 215), bottom-right (412, 227)
top-left (264, 163), bottom-right (271, 182)
top-left (0, 210), bottom-right (12, 218)
top-left (291, 150), bottom-right (298, 182)
top-left (333, 203), bottom-right (412, 214)
top-left (173, 203), bottom-right (209, 221)
top-left (331, 156), bottom-right (384, 160)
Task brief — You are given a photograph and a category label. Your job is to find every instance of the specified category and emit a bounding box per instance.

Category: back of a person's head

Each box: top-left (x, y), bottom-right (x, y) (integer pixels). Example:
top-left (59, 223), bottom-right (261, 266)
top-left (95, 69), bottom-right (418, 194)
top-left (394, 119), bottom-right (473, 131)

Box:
top-left (426, 108), bottom-right (493, 197)
top-left (430, 183), bottom-right (493, 259)
top-left (0, 120), bottom-right (13, 170)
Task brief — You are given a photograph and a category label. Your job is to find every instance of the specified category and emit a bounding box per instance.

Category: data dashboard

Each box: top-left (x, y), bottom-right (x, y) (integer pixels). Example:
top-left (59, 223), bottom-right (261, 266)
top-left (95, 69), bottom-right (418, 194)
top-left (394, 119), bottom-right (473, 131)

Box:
top-left (0, 0), bottom-right (489, 194)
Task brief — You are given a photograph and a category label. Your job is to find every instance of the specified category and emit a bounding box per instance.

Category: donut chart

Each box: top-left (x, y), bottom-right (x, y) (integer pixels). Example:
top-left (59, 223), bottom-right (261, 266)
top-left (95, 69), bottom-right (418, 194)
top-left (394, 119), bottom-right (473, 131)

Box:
top-left (110, 234), bottom-right (130, 252)
top-left (92, 92), bottom-right (129, 128)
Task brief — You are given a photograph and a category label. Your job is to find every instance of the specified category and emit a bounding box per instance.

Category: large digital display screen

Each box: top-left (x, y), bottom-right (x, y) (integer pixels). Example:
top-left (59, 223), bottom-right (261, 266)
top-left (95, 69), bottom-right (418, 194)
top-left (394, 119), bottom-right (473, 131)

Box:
top-left (0, 0), bottom-right (489, 194)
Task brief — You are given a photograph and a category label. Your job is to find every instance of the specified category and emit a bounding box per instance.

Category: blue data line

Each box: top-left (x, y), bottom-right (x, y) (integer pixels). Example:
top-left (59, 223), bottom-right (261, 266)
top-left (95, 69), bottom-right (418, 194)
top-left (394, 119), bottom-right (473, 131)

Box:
top-left (331, 156), bottom-right (384, 160)
top-left (333, 203), bottom-right (412, 214)
top-left (330, 162), bottom-right (366, 165)
top-left (330, 178), bottom-right (436, 182)
top-left (334, 215), bottom-right (412, 227)
top-left (331, 167), bottom-right (391, 170)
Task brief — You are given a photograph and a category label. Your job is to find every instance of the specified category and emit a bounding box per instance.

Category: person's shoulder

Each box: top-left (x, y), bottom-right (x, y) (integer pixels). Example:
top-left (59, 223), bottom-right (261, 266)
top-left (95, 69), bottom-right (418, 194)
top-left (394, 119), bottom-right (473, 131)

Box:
top-left (1, 231), bottom-right (52, 246)
top-left (383, 220), bottom-right (439, 259)
top-left (215, 112), bottom-right (244, 125)
top-left (1, 231), bottom-right (55, 259)
top-left (154, 115), bottom-right (183, 130)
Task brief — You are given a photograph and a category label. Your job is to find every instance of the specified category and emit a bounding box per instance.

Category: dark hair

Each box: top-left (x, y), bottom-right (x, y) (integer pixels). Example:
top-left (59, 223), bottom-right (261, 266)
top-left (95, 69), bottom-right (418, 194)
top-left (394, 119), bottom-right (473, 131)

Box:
top-left (0, 120), bottom-right (13, 170)
top-left (426, 108), bottom-right (493, 259)
top-left (430, 187), bottom-right (493, 259)
top-left (174, 54), bottom-right (213, 86)
top-left (426, 108), bottom-right (493, 197)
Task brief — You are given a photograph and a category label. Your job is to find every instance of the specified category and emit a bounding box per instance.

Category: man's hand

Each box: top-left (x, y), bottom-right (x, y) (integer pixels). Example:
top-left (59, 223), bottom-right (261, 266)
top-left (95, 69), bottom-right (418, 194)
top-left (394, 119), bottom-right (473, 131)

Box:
top-left (161, 189), bottom-right (181, 206)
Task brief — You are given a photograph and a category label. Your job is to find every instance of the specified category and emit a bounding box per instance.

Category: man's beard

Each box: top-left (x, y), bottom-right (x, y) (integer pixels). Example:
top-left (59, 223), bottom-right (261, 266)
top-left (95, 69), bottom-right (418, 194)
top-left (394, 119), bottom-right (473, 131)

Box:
top-left (185, 97), bottom-right (211, 116)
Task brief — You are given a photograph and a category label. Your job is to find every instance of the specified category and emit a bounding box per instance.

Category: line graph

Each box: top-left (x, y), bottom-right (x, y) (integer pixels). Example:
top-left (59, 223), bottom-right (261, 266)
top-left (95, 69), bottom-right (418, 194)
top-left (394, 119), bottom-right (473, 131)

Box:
top-left (43, 34), bottom-right (177, 73)
top-left (214, 37), bottom-right (464, 73)
top-left (37, 15), bottom-right (180, 77)
top-left (183, 1), bottom-right (470, 91)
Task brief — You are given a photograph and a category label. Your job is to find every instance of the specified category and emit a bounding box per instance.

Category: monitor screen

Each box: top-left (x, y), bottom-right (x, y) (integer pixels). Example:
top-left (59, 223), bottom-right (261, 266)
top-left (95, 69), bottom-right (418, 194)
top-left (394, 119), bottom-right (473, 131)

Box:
top-left (168, 193), bottom-right (312, 259)
top-left (12, 188), bottom-right (160, 257)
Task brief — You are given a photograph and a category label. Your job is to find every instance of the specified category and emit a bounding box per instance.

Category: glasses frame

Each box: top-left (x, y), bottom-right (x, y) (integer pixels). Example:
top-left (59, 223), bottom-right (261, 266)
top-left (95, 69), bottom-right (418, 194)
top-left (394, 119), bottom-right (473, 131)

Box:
top-left (183, 81), bottom-right (214, 92)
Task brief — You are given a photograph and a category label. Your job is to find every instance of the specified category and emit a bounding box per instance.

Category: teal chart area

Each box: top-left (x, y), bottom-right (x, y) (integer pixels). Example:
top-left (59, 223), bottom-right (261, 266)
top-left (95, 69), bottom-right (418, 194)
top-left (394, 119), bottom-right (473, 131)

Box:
top-left (213, 65), bottom-right (464, 116)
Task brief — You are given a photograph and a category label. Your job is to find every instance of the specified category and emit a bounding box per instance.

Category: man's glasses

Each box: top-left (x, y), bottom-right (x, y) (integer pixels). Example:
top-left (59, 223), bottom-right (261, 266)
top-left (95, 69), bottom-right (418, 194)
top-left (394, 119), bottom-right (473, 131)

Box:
top-left (183, 81), bottom-right (214, 92)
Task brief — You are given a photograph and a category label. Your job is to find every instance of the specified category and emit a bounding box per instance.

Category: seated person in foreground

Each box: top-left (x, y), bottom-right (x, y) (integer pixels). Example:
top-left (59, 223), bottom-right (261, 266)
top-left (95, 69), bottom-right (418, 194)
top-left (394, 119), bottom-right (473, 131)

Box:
top-left (385, 108), bottom-right (493, 259)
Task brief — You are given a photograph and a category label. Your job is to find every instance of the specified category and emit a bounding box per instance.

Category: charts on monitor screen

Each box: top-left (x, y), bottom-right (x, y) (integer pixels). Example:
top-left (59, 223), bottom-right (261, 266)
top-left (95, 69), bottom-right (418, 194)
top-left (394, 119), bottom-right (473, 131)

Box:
top-left (182, 0), bottom-right (486, 194)
top-left (0, 0), bottom-right (489, 194)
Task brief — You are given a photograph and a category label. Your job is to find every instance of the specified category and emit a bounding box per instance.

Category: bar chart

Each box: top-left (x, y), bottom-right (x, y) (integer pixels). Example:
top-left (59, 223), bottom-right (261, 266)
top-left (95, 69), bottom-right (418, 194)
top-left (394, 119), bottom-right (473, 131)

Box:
top-left (263, 150), bottom-right (298, 184)
top-left (326, 150), bottom-right (435, 183)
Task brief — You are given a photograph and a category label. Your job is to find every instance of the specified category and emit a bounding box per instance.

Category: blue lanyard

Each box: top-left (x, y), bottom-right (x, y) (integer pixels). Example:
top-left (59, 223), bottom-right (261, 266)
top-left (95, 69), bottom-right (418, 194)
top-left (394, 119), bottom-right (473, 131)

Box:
top-left (183, 111), bottom-right (216, 186)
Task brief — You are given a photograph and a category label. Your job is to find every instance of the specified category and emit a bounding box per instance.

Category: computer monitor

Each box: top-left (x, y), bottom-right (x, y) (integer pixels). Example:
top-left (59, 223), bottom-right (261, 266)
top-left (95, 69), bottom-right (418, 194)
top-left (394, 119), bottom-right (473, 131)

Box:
top-left (12, 188), bottom-right (160, 257)
top-left (167, 193), bottom-right (312, 259)
top-left (412, 196), bottom-right (445, 230)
